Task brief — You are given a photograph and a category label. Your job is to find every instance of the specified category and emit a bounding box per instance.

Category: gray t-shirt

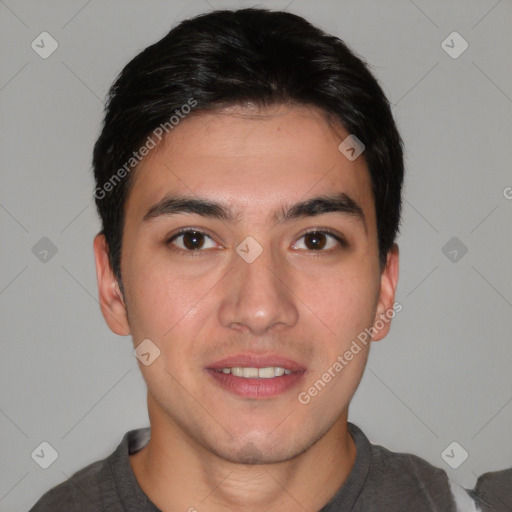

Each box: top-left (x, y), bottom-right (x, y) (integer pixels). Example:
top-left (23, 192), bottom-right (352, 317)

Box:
top-left (28, 423), bottom-right (510, 511)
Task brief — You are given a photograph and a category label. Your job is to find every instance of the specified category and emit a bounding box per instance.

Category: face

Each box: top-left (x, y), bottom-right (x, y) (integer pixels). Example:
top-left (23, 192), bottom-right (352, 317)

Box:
top-left (94, 103), bottom-right (398, 464)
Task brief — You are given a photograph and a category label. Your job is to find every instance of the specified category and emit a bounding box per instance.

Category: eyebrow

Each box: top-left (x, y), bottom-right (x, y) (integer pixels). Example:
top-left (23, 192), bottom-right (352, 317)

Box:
top-left (143, 192), bottom-right (366, 229)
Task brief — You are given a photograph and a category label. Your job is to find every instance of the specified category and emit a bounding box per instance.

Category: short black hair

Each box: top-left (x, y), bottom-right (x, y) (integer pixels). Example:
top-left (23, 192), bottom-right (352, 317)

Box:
top-left (93, 7), bottom-right (404, 285)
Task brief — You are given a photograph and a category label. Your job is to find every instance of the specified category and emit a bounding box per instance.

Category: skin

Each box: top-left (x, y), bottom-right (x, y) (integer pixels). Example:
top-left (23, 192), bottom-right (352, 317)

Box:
top-left (94, 103), bottom-right (399, 512)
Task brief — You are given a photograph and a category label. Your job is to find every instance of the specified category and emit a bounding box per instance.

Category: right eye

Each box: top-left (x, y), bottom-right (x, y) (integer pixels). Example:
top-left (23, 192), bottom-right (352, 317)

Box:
top-left (166, 229), bottom-right (219, 253)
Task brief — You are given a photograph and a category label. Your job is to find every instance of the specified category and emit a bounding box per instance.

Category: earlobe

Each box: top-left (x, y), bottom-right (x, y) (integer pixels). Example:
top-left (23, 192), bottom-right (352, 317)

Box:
top-left (93, 233), bottom-right (131, 336)
top-left (372, 244), bottom-right (399, 342)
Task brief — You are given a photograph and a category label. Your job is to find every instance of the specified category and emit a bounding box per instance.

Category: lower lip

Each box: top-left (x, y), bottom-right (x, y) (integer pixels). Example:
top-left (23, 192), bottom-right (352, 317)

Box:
top-left (205, 369), bottom-right (306, 399)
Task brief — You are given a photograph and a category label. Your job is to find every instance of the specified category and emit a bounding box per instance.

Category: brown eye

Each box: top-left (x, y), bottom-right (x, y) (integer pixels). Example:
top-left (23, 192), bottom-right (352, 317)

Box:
top-left (168, 230), bottom-right (217, 251)
top-left (181, 231), bottom-right (205, 250)
top-left (292, 230), bottom-right (344, 251)
top-left (303, 232), bottom-right (328, 250)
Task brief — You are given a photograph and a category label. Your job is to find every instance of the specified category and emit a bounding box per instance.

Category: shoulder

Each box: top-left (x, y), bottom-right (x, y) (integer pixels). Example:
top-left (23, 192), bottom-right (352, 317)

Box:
top-left (367, 442), bottom-right (456, 507)
top-left (28, 428), bottom-right (151, 512)
top-left (28, 458), bottom-right (107, 512)
top-left (348, 424), bottom-right (480, 511)
top-left (364, 438), bottom-right (510, 511)
top-left (471, 468), bottom-right (512, 511)
top-left (344, 424), bottom-right (457, 510)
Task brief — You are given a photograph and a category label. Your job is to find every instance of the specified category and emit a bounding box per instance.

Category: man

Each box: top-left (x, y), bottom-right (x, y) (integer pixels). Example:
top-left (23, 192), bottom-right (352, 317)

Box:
top-left (30, 7), bottom-right (510, 512)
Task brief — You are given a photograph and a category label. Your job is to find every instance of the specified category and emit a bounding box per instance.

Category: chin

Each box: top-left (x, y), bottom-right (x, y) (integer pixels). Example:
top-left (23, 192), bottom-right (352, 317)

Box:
top-left (217, 443), bottom-right (298, 465)
top-left (207, 427), bottom-right (316, 466)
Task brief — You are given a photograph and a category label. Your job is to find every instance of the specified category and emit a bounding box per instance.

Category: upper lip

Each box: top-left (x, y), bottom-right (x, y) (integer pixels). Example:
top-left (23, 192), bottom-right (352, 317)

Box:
top-left (207, 353), bottom-right (306, 372)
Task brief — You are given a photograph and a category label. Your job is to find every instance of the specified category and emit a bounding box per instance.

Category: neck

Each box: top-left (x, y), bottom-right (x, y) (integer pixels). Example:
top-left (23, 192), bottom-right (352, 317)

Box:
top-left (130, 396), bottom-right (357, 512)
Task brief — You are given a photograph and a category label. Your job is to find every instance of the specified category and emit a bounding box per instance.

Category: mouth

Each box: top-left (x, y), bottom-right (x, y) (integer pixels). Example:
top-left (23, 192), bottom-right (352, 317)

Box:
top-left (213, 366), bottom-right (293, 378)
top-left (205, 353), bottom-right (307, 399)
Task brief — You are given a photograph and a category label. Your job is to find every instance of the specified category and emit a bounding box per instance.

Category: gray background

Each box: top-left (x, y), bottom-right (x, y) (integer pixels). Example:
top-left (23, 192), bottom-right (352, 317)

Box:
top-left (1, 0), bottom-right (511, 510)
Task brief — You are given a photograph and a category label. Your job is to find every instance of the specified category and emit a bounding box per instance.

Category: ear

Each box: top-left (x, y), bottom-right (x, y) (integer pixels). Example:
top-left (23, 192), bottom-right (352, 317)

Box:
top-left (371, 243), bottom-right (399, 341)
top-left (93, 233), bottom-right (130, 336)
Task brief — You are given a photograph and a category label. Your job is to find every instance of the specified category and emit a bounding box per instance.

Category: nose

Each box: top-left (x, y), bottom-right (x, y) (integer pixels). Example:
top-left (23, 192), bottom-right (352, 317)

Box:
top-left (218, 244), bottom-right (299, 336)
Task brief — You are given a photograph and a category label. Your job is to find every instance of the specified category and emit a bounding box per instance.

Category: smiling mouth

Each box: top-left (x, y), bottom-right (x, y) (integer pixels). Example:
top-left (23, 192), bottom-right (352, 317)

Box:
top-left (213, 366), bottom-right (294, 378)
top-left (206, 362), bottom-right (306, 398)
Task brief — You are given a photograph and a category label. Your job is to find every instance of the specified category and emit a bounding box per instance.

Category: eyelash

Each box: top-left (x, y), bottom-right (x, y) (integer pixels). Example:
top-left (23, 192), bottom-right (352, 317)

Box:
top-left (165, 228), bottom-right (347, 256)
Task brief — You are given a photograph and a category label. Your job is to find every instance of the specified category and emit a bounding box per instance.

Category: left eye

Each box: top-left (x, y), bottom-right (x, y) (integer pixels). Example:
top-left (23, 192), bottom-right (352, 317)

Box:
top-left (292, 231), bottom-right (342, 251)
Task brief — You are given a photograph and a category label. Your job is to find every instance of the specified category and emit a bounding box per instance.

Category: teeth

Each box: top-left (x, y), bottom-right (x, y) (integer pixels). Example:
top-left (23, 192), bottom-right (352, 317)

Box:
top-left (243, 367), bottom-right (259, 378)
top-left (259, 366), bottom-right (278, 378)
top-left (231, 367), bottom-right (244, 377)
top-left (219, 367), bottom-right (292, 378)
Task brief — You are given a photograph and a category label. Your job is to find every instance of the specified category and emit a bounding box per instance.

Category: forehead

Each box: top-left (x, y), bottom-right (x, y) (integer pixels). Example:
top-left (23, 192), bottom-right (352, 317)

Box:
top-left (124, 104), bottom-right (375, 226)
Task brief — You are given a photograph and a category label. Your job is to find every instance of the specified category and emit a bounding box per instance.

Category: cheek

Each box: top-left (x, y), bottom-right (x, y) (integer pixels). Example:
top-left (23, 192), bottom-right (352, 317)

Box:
top-left (124, 250), bottom-right (221, 342)
top-left (295, 265), bottom-right (380, 346)
top-left (125, 265), bottom-right (208, 389)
